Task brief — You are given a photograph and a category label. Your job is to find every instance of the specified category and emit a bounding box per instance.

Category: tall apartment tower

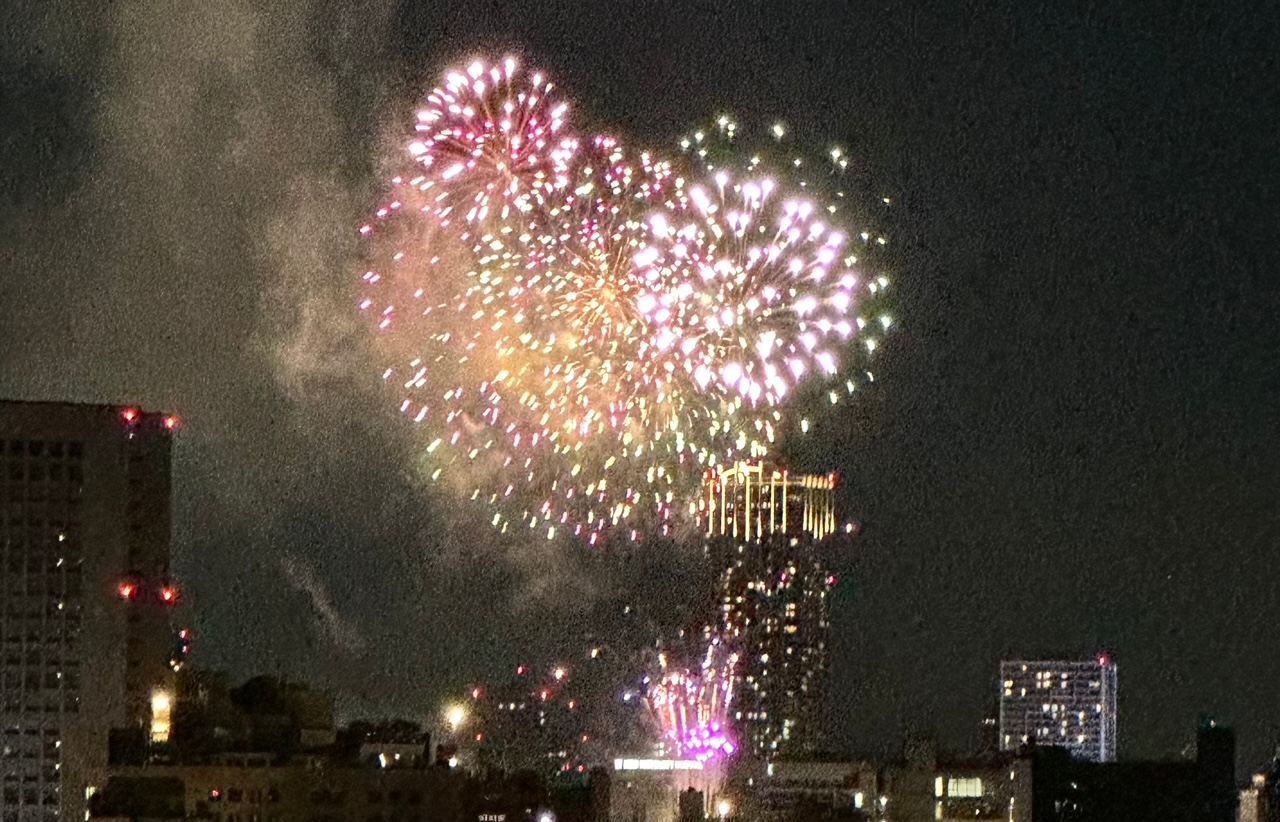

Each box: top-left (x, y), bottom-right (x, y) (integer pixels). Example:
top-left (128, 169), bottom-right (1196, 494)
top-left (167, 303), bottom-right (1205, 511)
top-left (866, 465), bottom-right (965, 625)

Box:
top-left (702, 461), bottom-right (846, 760)
top-left (0, 401), bottom-right (178, 821)
top-left (998, 657), bottom-right (1118, 762)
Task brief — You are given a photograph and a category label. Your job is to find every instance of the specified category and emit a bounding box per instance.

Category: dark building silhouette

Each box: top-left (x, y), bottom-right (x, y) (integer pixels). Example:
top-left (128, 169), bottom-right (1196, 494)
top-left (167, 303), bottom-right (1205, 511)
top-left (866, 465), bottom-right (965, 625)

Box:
top-left (678, 786), bottom-right (705, 822)
top-left (1029, 720), bottom-right (1237, 822)
top-left (169, 669), bottom-right (335, 763)
top-left (89, 757), bottom-right (597, 822)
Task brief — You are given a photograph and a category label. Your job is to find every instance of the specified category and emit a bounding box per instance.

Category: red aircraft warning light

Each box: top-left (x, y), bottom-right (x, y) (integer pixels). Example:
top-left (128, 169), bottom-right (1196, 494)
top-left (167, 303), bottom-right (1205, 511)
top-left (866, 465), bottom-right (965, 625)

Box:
top-left (163, 416), bottom-right (179, 430)
top-left (121, 408), bottom-right (139, 423)
top-left (118, 582), bottom-right (136, 599)
top-left (160, 587), bottom-right (177, 604)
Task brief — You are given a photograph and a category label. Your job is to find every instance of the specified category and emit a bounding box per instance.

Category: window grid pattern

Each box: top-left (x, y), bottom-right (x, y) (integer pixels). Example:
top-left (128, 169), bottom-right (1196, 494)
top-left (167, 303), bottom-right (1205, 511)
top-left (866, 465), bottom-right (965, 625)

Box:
top-left (998, 659), bottom-right (1117, 763)
top-left (1, 439), bottom-right (87, 822)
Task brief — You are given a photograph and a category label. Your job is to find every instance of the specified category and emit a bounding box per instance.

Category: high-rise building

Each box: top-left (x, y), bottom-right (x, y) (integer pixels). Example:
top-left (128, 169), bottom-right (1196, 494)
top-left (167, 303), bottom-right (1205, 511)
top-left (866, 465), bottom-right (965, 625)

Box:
top-left (998, 656), bottom-right (1117, 762)
top-left (0, 400), bottom-right (179, 821)
top-left (702, 461), bottom-right (847, 760)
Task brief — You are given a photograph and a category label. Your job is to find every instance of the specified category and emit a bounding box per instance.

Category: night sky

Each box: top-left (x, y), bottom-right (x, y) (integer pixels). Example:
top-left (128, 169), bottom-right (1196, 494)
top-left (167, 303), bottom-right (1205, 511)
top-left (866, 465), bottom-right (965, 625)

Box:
top-left (2, 1), bottom-right (1278, 769)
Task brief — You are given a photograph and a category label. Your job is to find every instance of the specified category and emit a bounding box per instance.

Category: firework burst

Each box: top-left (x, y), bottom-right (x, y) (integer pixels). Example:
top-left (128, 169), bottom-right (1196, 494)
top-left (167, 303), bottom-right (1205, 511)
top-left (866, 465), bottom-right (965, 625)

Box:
top-left (359, 60), bottom-right (891, 542)
top-left (404, 58), bottom-right (573, 226)
top-left (645, 640), bottom-right (739, 762)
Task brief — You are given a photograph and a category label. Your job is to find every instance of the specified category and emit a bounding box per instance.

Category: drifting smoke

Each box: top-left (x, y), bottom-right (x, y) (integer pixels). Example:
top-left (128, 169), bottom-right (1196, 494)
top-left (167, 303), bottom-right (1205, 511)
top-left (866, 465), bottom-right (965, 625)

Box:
top-left (0, 0), bottom-right (549, 710)
top-left (281, 553), bottom-right (367, 652)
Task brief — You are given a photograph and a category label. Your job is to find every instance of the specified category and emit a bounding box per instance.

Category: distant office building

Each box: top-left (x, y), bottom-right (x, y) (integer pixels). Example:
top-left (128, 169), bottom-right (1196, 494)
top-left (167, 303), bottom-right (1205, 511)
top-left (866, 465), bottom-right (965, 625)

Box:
top-left (702, 461), bottom-right (848, 760)
top-left (999, 657), bottom-right (1117, 762)
top-left (1, 400), bottom-right (179, 821)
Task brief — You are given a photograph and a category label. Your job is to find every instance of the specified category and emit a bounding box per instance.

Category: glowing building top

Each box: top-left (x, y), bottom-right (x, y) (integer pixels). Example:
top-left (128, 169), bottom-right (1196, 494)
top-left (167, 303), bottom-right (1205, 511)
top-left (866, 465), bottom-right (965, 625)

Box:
top-left (701, 461), bottom-right (840, 542)
top-left (699, 460), bottom-right (844, 759)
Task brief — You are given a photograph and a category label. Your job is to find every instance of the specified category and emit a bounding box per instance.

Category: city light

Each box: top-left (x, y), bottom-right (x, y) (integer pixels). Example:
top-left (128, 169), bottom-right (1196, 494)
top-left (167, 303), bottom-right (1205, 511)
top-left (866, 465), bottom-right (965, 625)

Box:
top-left (613, 758), bottom-right (704, 771)
top-left (446, 704), bottom-right (467, 732)
top-left (150, 690), bottom-right (172, 743)
top-left (717, 799), bottom-right (733, 818)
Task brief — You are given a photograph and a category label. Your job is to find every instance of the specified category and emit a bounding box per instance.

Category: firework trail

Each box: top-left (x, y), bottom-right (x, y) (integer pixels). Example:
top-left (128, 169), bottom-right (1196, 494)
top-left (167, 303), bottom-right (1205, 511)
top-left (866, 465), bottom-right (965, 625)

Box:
top-left (359, 59), bottom-right (891, 543)
top-left (644, 639), bottom-right (739, 762)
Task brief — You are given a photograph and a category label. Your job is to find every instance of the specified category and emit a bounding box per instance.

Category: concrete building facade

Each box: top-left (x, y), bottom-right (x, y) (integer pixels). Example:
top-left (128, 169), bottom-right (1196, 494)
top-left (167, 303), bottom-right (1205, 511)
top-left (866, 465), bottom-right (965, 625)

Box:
top-left (1, 401), bottom-right (178, 821)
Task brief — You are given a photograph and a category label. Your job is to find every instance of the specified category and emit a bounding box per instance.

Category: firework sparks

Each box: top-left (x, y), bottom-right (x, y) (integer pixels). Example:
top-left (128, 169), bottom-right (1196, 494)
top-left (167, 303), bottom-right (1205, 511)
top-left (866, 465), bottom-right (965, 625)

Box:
top-left (407, 58), bottom-right (574, 224)
top-left (359, 59), bottom-right (891, 542)
top-left (645, 641), bottom-right (739, 762)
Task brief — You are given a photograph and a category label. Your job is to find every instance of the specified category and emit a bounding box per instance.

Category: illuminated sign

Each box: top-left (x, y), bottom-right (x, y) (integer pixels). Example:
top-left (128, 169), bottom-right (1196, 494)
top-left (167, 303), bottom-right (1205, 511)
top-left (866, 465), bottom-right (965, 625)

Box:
top-left (613, 759), bottom-right (704, 771)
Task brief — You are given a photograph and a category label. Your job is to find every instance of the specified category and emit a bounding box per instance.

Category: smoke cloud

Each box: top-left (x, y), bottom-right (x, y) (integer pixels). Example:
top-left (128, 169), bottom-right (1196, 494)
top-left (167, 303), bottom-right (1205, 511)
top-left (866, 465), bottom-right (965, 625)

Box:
top-left (0, 0), bottom-right (634, 717)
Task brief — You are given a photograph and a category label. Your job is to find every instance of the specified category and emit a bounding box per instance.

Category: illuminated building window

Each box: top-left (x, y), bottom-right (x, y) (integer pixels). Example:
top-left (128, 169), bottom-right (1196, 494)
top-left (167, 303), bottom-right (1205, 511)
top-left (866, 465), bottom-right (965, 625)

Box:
top-left (150, 691), bottom-right (172, 743)
top-left (947, 777), bottom-right (983, 797)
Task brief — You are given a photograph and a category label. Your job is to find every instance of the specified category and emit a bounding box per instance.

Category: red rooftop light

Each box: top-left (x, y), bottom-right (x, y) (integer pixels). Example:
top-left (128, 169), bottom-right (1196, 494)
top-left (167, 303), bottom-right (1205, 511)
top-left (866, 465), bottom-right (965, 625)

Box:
top-left (163, 416), bottom-right (178, 430)
top-left (160, 587), bottom-right (177, 603)
top-left (118, 582), bottom-right (135, 599)
top-left (121, 408), bottom-right (139, 423)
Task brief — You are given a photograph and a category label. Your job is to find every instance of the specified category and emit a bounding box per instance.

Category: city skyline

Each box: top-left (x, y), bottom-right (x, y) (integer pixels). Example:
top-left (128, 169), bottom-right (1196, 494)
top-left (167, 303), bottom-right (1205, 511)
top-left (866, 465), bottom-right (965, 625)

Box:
top-left (1, 0), bottom-right (1277, 776)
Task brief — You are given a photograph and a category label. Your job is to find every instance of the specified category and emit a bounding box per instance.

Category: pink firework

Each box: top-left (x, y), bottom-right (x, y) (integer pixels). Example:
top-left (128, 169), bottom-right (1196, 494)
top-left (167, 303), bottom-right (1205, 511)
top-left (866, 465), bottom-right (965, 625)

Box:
top-left (408, 57), bottom-right (575, 225)
top-left (646, 641), bottom-right (739, 762)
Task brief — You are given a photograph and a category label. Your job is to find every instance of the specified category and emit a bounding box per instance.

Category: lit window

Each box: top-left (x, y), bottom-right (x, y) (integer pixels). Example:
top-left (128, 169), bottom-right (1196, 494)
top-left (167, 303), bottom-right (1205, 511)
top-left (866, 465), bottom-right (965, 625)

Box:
top-left (150, 691), bottom-right (172, 743)
top-left (947, 778), bottom-right (982, 798)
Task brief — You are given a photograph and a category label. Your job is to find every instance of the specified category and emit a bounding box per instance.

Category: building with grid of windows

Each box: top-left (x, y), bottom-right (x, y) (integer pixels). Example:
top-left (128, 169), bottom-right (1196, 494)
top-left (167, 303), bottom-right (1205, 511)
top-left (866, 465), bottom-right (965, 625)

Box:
top-left (1, 400), bottom-right (179, 821)
top-left (998, 657), bottom-right (1118, 763)
top-left (701, 461), bottom-right (849, 760)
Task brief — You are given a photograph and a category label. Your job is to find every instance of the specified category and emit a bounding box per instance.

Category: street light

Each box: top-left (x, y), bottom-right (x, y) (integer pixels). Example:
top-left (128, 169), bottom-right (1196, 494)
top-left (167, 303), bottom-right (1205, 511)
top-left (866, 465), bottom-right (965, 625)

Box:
top-left (717, 799), bottom-right (732, 819)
